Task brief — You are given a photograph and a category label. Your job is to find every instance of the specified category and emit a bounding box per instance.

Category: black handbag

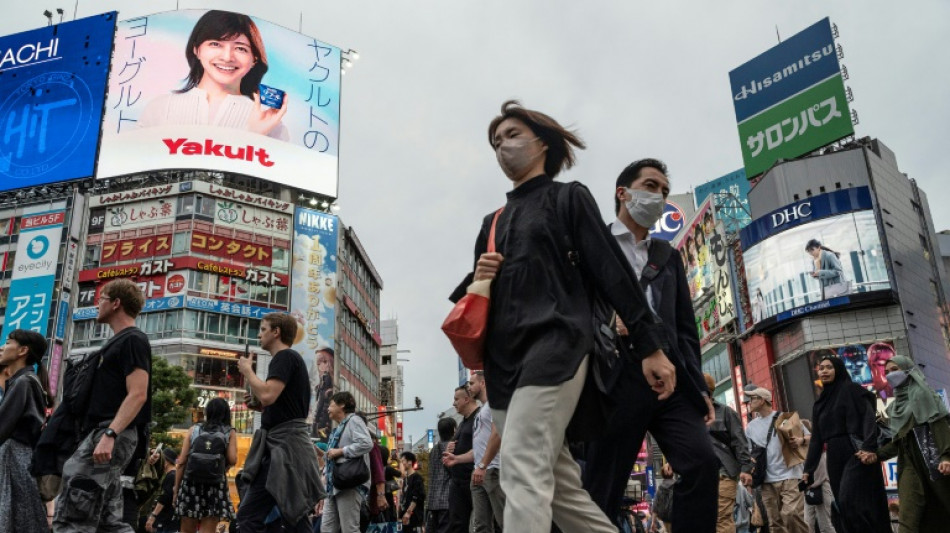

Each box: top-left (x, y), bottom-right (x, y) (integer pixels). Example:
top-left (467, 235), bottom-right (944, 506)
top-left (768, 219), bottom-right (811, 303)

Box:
top-left (804, 485), bottom-right (823, 505)
top-left (332, 417), bottom-right (370, 490)
top-left (751, 413), bottom-right (779, 487)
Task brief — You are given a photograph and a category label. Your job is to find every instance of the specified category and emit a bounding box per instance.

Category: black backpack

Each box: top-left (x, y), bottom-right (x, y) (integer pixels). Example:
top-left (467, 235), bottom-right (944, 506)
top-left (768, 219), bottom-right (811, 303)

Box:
top-left (185, 423), bottom-right (230, 484)
top-left (61, 327), bottom-right (140, 416)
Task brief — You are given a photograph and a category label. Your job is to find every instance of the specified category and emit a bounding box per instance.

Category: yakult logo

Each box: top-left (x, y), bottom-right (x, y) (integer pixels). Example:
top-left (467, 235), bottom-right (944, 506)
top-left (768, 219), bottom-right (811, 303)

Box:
top-left (163, 138), bottom-right (275, 167)
top-left (770, 201), bottom-right (812, 228)
top-left (649, 201), bottom-right (686, 241)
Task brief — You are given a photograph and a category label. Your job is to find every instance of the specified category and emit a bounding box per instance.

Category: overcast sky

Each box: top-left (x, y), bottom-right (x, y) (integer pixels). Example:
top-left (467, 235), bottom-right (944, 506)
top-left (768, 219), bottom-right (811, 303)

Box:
top-left (4, 0), bottom-right (948, 442)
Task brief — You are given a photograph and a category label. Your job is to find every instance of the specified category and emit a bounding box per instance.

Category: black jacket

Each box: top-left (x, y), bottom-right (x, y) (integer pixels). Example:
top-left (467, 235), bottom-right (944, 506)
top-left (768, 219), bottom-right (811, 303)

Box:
top-left (451, 177), bottom-right (668, 410)
top-left (633, 238), bottom-right (708, 415)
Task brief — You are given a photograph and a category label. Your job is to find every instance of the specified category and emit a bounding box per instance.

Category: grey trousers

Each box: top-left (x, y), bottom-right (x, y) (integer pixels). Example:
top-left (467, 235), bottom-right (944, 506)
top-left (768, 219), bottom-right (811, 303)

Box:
top-left (320, 489), bottom-right (364, 533)
top-left (804, 483), bottom-right (836, 533)
top-left (470, 468), bottom-right (505, 532)
top-left (52, 427), bottom-right (138, 533)
top-left (491, 356), bottom-right (615, 533)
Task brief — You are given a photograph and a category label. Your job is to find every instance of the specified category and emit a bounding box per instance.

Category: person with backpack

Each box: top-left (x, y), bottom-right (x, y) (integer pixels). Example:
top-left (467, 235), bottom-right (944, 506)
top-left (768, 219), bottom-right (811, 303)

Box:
top-left (0, 329), bottom-right (53, 533)
top-left (583, 158), bottom-right (719, 532)
top-left (145, 447), bottom-right (180, 533)
top-left (449, 101), bottom-right (675, 533)
top-left (175, 398), bottom-right (237, 532)
top-left (53, 278), bottom-right (152, 533)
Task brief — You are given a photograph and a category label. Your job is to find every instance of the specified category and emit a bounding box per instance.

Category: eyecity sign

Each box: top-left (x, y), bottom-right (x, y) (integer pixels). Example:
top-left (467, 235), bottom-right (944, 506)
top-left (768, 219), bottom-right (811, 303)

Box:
top-left (729, 17), bottom-right (854, 178)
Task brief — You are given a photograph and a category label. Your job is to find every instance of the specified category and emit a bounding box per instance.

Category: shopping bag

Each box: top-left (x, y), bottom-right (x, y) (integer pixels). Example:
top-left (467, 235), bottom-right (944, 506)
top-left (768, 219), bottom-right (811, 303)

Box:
top-left (442, 208), bottom-right (503, 370)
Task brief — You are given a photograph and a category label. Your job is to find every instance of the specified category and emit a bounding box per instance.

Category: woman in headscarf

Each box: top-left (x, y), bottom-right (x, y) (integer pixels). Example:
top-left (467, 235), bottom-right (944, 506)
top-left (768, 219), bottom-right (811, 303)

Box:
top-left (858, 355), bottom-right (950, 532)
top-left (803, 354), bottom-right (890, 533)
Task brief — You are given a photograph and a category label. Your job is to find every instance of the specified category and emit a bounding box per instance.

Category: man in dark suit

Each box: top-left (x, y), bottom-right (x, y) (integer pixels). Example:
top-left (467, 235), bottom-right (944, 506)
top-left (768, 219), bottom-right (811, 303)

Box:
top-left (582, 159), bottom-right (719, 532)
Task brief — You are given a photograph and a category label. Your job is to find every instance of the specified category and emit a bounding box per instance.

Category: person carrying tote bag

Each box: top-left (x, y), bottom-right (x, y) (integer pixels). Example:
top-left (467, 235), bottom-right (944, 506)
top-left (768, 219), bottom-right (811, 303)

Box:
top-left (322, 392), bottom-right (373, 533)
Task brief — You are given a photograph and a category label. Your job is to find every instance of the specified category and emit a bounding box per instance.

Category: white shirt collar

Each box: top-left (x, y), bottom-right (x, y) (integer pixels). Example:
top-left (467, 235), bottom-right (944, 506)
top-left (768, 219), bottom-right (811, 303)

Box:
top-left (611, 218), bottom-right (651, 245)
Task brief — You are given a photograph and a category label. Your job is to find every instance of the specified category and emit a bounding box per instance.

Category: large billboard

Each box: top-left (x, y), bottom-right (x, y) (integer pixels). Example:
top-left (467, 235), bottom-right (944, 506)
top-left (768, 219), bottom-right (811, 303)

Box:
top-left (694, 169), bottom-right (751, 233)
top-left (740, 187), bottom-right (892, 327)
top-left (1, 205), bottom-right (66, 339)
top-left (0, 13), bottom-right (115, 191)
top-left (290, 208), bottom-right (339, 434)
top-left (806, 341), bottom-right (896, 400)
top-left (673, 197), bottom-right (736, 345)
top-left (98, 10), bottom-right (341, 196)
top-left (729, 18), bottom-right (853, 178)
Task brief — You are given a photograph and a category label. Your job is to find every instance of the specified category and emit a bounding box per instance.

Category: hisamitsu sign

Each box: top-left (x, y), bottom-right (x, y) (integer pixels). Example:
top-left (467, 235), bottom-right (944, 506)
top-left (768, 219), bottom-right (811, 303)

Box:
top-left (729, 17), bottom-right (854, 178)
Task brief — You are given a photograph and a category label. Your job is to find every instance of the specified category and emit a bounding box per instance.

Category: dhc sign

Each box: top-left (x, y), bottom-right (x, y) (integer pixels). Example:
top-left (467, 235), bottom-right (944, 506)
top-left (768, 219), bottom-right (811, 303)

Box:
top-left (740, 186), bottom-right (873, 250)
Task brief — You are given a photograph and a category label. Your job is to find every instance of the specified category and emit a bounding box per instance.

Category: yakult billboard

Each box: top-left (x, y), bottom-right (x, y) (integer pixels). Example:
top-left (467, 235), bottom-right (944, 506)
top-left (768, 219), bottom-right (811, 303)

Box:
top-left (98, 10), bottom-right (341, 196)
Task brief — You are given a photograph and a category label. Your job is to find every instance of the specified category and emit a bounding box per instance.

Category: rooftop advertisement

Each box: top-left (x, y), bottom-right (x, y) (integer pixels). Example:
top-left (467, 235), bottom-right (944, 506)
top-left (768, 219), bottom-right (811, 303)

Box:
top-left (0, 13), bottom-right (116, 191)
top-left (740, 187), bottom-right (892, 327)
top-left (98, 9), bottom-right (341, 197)
top-left (694, 169), bottom-right (751, 233)
top-left (729, 17), bottom-right (854, 178)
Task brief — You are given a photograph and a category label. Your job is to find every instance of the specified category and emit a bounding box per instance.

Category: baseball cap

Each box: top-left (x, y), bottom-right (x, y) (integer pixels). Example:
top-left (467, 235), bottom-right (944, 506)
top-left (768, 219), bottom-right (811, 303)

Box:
top-left (743, 387), bottom-right (772, 403)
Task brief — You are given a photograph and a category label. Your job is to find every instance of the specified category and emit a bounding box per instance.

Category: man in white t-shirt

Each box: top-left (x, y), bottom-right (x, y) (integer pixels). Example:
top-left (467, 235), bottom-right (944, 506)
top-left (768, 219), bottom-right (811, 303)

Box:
top-left (469, 371), bottom-right (505, 532)
top-left (744, 387), bottom-right (809, 533)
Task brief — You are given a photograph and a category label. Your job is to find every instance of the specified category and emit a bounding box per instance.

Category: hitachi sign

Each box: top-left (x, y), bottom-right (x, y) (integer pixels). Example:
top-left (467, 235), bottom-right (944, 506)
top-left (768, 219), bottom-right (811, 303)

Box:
top-left (771, 202), bottom-right (812, 228)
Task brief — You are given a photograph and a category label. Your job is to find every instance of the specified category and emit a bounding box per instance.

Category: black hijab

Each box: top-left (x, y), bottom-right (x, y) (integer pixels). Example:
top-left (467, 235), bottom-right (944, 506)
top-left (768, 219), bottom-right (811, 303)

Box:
top-left (812, 355), bottom-right (878, 442)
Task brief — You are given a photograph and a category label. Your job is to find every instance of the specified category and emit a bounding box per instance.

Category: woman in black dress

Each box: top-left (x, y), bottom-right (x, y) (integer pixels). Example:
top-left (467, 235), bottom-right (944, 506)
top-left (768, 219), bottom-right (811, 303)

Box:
top-left (176, 398), bottom-right (237, 533)
top-left (804, 354), bottom-right (889, 533)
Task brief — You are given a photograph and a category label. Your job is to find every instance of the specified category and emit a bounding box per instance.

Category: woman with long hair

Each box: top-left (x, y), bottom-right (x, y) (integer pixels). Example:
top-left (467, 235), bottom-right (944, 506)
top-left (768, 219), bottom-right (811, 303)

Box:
top-left (0, 329), bottom-right (53, 533)
top-left (859, 356), bottom-right (950, 532)
top-left (805, 239), bottom-right (846, 298)
top-left (450, 101), bottom-right (674, 532)
top-left (175, 398), bottom-right (238, 533)
top-left (139, 10), bottom-right (289, 139)
top-left (803, 355), bottom-right (890, 533)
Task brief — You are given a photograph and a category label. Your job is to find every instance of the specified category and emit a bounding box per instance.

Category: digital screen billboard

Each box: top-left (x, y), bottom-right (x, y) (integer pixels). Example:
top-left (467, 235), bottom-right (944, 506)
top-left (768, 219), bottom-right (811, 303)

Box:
top-left (98, 10), bottom-right (341, 197)
top-left (740, 187), bottom-right (892, 327)
top-left (0, 13), bottom-right (115, 191)
top-left (729, 17), bottom-right (853, 178)
top-left (806, 341), bottom-right (896, 401)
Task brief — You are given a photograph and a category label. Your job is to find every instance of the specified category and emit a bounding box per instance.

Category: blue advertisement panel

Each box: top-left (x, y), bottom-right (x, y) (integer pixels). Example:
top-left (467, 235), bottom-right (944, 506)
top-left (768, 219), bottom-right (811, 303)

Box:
top-left (72, 294), bottom-right (280, 321)
top-left (1, 209), bottom-right (66, 339)
top-left (99, 10), bottom-right (341, 197)
top-left (694, 169), bottom-right (752, 233)
top-left (729, 17), bottom-right (840, 123)
top-left (290, 207), bottom-right (339, 428)
top-left (741, 188), bottom-right (891, 327)
top-left (740, 187), bottom-right (874, 250)
top-left (0, 13), bottom-right (116, 191)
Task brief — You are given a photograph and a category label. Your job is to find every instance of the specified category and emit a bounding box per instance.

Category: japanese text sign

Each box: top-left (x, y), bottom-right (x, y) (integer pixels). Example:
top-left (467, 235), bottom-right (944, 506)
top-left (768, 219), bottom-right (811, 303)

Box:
top-left (191, 231), bottom-right (273, 267)
top-left (100, 234), bottom-right (173, 264)
top-left (1, 208), bottom-right (66, 339)
top-left (98, 10), bottom-right (341, 197)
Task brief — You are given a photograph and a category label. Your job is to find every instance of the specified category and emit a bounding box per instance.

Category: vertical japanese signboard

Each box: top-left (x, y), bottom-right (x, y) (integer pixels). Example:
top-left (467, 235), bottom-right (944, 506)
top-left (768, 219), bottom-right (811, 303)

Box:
top-left (1, 207), bottom-right (66, 339)
top-left (290, 208), bottom-right (339, 422)
top-left (0, 13), bottom-right (115, 191)
top-left (99, 9), bottom-right (341, 197)
top-left (729, 18), bottom-right (853, 178)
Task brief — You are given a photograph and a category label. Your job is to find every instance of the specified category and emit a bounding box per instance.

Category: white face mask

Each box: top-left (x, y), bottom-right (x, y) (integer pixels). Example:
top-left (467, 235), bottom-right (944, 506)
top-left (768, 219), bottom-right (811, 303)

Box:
top-left (496, 137), bottom-right (543, 179)
top-left (624, 188), bottom-right (666, 228)
top-left (885, 370), bottom-right (909, 389)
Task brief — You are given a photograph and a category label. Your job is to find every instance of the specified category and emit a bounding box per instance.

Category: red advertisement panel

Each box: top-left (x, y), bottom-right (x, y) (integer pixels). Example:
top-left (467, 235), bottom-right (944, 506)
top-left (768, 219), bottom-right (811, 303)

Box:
top-left (191, 231), bottom-right (272, 267)
top-left (101, 234), bottom-right (173, 264)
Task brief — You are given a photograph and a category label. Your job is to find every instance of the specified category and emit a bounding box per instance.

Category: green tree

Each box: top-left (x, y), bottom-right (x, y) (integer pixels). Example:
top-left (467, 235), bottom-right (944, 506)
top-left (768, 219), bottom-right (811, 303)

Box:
top-left (150, 355), bottom-right (197, 449)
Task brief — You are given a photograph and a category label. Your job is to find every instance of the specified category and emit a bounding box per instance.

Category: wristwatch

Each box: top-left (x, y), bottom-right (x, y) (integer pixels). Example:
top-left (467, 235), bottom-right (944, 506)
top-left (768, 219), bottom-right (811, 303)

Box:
top-left (103, 428), bottom-right (118, 439)
top-left (476, 462), bottom-right (486, 470)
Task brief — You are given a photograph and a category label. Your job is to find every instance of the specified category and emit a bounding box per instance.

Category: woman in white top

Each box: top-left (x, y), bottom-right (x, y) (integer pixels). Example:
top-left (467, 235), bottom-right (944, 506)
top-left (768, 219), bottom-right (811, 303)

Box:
top-left (139, 10), bottom-right (289, 140)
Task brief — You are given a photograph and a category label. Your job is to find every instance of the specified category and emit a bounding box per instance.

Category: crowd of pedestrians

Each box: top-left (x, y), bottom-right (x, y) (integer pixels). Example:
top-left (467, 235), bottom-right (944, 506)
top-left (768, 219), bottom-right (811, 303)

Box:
top-left (2, 101), bottom-right (950, 533)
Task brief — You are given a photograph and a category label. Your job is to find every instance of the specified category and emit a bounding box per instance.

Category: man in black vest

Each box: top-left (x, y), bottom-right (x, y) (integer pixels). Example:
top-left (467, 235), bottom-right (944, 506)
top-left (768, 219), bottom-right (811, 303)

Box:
top-left (582, 159), bottom-right (719, 532)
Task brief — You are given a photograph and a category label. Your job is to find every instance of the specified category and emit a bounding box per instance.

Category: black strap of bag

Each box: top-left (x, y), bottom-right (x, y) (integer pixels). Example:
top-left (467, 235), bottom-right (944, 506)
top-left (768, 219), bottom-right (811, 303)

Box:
top-left (640, 240), bottom-right (673, 292)
top-left (751, 412), bottom-right (779, 487)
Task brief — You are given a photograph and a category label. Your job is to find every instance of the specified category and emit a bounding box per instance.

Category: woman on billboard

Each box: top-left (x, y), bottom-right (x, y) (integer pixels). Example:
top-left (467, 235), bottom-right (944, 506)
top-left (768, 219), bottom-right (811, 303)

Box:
top-left (805, 239), bottom-right (848, 298)
top-left (138, 10), bottom-right (289, 140)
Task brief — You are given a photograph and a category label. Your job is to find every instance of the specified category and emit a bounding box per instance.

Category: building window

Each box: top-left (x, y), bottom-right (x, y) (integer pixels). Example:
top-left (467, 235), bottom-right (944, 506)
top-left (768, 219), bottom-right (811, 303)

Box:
top-left (83, 245), bottom-right (101, 269)
top-left (173, 232), bottom-right (190, 254)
